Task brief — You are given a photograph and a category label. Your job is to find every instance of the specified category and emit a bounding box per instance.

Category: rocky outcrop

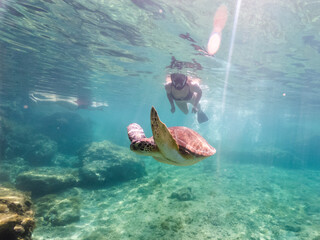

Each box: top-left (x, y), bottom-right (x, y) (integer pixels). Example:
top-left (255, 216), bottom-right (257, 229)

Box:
top-left (15, 167), bottom-right (80, 197)
top-left (79, 140), bottom-right (146, 187)
top-left (24, 135), bottom-right (57, 166)
top-left (3, 119), bottom-right (57, 165)
top-left (0, 186), bottom-right (35, 240)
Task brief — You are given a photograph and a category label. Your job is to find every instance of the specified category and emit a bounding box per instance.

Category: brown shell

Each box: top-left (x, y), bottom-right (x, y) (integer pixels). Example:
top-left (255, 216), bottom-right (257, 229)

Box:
top-left (168, 126), bottom-right (216, 157)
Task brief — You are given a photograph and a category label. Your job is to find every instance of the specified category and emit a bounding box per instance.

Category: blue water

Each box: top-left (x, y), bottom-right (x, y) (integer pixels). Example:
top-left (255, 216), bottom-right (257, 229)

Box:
top-left (0, 0), bottom-right (319, 239)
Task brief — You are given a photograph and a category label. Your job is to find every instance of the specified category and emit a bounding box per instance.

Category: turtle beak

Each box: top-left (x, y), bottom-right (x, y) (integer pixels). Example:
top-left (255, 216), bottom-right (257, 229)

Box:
top-left (130, 141), bottom-right (138, 151)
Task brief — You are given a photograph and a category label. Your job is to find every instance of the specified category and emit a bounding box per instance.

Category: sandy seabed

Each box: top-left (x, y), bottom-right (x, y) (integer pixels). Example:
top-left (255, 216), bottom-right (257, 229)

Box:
top-left (33, 158), bottom-right (320, 240)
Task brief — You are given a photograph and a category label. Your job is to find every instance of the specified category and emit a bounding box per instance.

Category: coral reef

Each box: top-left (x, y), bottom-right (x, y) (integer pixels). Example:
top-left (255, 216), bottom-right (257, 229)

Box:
top-left (79, 140), bottom-right (147, 187)
top-left (0, 186), bottom-right (35, 240)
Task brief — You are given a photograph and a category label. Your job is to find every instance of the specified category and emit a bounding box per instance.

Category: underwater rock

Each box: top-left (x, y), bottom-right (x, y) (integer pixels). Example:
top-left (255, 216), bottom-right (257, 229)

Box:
top-left (0, 157), bottom-right (30, 184)
top-left (52, 153), bottom-right (80, 168)
top-left (0, 186), bottom-right (35, 240)
top-left (35, 193), bottom-right (81, 226)
top-left (15, 167), bottom-right (80, 196)
top-left (40, 112), bottom-right (92, 154)
top-left (24, 134), bottom-right (57, 165)
top-left (169, 187), bottom-right (195, 201)
top-left (3, 122), bottom-right (33, 160)
top-left (79, 140), bottom-right (146, 187)
top-left (2, 117), bottom-right (57, 165)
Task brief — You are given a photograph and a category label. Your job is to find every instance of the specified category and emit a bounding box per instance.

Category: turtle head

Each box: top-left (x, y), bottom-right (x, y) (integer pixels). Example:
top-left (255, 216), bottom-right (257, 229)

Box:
top-left (128, 123), bottom-right (158, 155)
top-left (130, 138), bottom-right (157, 155)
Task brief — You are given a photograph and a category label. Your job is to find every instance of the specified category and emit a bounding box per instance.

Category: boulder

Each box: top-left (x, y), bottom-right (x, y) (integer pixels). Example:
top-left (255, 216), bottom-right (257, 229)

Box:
top-left (51, 153), bottom-right (80, 168)
top-left (3, 120), bottom-right (57, 165)
top-left (0, 186), bottom-right (35, 240)
top-left (79, 140), bottom-right (146, 187)
top-left (15, 167), bottom-right (80, 196)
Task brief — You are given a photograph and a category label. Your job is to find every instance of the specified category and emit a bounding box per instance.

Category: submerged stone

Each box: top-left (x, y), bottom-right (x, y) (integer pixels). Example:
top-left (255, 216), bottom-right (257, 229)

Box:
top-left (15, 167), bottom-right (80, 196)
top-left (0, 186), bottom-right (35, 240)
top-left (79, 140), bottom-right (146, 187)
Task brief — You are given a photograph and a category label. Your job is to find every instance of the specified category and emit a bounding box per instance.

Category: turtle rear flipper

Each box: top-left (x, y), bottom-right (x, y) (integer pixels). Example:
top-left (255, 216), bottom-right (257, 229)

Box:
top-left (151, 107), bottom-right (179, 152)
top-left (127, 123), bottom-right (146, 142)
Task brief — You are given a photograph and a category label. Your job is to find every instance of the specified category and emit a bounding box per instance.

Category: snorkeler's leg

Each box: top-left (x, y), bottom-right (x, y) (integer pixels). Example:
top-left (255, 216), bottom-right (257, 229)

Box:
top-left (190, 97), bottom-right (208, 123)
top-left (190, 95), bottom-right (202, 112)
top-left (175, 100), bottom-right (189, 114)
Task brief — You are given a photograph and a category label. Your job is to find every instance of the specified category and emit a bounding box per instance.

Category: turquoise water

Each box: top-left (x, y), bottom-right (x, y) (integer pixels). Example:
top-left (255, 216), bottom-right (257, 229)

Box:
top-left (0, 0), bottom-right (319, 239)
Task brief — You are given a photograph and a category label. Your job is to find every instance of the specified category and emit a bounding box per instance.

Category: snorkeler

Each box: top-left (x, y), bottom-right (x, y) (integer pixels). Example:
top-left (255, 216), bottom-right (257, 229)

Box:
top-left (165, 73), bottom-right (208, 124)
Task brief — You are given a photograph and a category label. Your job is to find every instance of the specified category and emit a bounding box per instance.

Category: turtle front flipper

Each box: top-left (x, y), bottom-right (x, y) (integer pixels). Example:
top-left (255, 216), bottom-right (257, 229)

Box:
top-left (151, 106), bottom-right (179, 152)
top-left (127, 123), bottom-right (146, 142)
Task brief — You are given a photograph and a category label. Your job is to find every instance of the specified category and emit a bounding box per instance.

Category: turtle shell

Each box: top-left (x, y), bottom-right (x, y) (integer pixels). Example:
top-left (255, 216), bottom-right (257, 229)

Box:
top-left (168, 126), bottom-right (216, 157)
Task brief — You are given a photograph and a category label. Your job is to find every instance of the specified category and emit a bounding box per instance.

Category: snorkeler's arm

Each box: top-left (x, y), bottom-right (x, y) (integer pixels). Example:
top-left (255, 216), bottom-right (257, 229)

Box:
top-left (165, 82), bottom-right (175, 112)
top-left (190, 82), bottom-right (202, 110)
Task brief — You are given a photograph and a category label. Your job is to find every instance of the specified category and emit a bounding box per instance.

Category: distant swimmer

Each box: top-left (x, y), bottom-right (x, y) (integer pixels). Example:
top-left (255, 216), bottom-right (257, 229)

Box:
top-left (29, 91), bottom-right (108, 111)
top-left (165, 73), bottom-right (208, 124)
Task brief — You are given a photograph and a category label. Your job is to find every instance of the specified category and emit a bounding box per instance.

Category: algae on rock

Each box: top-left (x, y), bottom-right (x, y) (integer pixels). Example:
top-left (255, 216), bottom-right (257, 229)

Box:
top-left (0, 186), bottom-right (35, 240)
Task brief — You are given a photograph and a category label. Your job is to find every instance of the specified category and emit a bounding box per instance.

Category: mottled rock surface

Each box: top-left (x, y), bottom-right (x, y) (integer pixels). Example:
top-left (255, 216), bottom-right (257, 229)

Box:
top-left (0, 186), bottom-right (35, 240)
top-left (15, 167), bottom-right (80, 196)
top-left (79, 140), bottom-right (146, 187)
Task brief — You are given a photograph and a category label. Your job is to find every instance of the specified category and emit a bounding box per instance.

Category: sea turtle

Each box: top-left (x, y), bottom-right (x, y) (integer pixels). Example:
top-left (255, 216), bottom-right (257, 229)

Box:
top-left (127, 106), bottom-right (216, 166)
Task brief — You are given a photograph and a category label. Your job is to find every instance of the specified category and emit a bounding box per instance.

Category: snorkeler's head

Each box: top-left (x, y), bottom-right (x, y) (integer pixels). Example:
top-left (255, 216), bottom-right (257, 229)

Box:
top-left (171, 73), bottom-right (187, 90)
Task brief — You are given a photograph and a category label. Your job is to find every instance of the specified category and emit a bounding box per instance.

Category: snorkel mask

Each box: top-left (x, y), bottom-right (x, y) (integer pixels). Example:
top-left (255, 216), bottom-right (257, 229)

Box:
top-left (171, 73), bottom-right (187, 90)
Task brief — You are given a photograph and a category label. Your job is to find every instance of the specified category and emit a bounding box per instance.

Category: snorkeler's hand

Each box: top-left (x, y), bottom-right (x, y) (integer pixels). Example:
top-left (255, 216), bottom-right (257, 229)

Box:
top-left (171, 106), bottom-right (175, 113)
top-left (192, 107), bottom-right (198, 113)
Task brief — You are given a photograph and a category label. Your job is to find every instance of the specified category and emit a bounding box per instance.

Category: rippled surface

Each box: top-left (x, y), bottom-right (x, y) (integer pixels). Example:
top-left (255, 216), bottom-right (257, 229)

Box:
top-left (1, 0), bottom-right (319, 109)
